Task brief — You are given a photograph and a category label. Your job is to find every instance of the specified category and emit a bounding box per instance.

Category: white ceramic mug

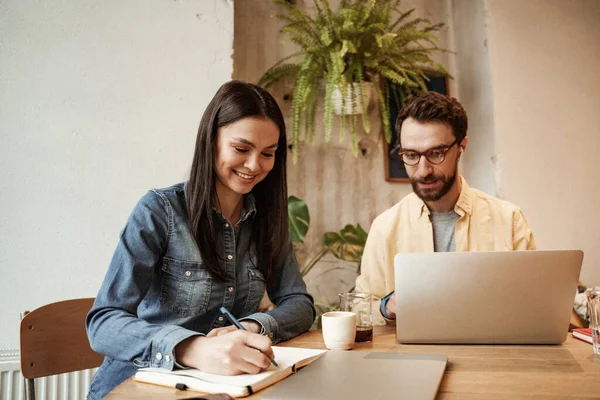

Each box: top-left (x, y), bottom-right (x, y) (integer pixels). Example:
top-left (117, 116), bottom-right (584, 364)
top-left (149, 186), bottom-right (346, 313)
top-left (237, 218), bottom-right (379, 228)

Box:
top-left (321, 311), bottom-right (356, 350)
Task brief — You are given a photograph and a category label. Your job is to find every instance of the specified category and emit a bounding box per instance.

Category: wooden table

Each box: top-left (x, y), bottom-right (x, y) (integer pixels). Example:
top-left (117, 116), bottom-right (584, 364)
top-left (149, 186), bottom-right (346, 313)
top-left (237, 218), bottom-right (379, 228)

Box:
top-left (107, 326), bottom-right (600, 399)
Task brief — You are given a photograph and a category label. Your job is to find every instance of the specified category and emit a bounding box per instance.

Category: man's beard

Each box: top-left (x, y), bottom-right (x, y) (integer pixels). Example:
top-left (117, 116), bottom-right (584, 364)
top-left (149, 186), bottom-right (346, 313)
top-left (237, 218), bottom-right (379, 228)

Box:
top-left (410, 169), bottom-right (457, 202)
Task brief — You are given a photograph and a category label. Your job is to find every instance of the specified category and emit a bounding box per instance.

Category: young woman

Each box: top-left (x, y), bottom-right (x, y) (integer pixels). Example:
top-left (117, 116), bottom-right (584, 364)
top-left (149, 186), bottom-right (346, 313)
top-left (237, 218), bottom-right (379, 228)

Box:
top-left (86, 80), bottom-right (315, 399)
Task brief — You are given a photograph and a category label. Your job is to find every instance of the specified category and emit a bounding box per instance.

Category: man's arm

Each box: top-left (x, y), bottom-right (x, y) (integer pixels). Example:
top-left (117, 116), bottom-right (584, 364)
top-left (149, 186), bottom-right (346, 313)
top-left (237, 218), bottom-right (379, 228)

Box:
top-left (356, 223), bottom-right (395, 322)
top-left (512, 209), bottom-right (536, 250)
top-left (356, 224), bottom-right (386, 297)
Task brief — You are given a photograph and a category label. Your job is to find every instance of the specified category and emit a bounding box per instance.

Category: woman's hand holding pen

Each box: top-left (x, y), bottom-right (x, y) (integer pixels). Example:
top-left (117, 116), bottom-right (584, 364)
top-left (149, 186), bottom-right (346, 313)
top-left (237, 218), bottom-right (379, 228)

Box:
top-left (174, 330), bottom-right (275, 375)
top-left (206, 321), bottom-right (261, 337)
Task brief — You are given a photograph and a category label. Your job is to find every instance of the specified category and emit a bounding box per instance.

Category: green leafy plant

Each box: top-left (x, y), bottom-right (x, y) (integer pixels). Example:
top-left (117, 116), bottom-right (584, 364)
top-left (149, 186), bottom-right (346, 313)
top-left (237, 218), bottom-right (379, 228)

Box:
top-left (304, 223), bottom-right (368, 329)
top-left (287, 196), bottom-right (367, 275)
top-left (259, 0), bottom-right (449, 162)
top-left (287, 196), bottom-right (368, 328)
top-left (324, 224), bottom-right (368, 263)
top-left (288, 195), bottom-right (310, 243)
top-left (301, 223), bottom-right (368, 277)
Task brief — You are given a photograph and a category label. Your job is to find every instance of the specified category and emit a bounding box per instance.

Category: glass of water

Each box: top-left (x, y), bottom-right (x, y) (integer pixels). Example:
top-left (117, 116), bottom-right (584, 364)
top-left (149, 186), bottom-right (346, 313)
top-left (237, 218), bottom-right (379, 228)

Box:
top-left (586, 286), bottom-right (600, 356)
top-left (339, 292), bottom-right (373, 342)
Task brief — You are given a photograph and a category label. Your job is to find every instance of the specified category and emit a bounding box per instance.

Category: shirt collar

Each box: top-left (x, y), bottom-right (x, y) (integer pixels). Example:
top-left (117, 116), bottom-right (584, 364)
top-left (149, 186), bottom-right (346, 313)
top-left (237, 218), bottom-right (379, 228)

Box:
top-left (211, 193), bottom-right (256, 224)
top-left (238, 193), bottom-right (257, 223)
top-left (454, 177), bottom-right (472, 216)
top-left (418, 176), bottom-right (472, 218)
top-left (184, 181), bottom-right (257, 224)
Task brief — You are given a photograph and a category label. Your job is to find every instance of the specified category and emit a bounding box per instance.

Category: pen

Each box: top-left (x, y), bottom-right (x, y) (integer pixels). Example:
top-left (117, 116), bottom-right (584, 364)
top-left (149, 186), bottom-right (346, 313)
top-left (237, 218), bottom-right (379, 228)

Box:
top-left (219, 306), bottom-right (278, 367)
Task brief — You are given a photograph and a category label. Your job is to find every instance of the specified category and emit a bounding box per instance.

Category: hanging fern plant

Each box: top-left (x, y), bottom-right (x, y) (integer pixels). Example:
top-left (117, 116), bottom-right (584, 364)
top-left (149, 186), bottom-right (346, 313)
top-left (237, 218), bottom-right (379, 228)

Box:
top-left (258, 0), bottom-right (449, 162)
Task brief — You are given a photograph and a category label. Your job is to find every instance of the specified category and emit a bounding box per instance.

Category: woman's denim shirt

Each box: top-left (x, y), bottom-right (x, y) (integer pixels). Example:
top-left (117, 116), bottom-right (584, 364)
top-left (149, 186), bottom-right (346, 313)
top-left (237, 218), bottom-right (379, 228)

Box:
top-left (86, 183), bottom-right (315, 399)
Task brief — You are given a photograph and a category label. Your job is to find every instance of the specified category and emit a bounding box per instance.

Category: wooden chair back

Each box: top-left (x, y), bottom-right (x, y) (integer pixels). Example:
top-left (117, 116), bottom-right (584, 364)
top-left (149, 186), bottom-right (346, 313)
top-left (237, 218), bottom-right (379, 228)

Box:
top-left (20, 298), bottom-right (104, 390)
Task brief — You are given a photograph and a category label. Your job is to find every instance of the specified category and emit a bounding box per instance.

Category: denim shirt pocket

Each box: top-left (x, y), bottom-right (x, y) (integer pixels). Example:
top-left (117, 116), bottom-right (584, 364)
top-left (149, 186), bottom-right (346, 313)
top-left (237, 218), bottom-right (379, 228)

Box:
top-left (244, 265), bottom-right (266, 313)
top-left (159, 257), bottom-right (212, 317)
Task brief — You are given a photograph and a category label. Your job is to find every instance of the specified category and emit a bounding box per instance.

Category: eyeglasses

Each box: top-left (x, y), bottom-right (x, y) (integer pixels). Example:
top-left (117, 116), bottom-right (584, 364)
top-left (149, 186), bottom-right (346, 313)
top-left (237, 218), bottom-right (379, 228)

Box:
top-left (398, 137), bottom-right (461, 166)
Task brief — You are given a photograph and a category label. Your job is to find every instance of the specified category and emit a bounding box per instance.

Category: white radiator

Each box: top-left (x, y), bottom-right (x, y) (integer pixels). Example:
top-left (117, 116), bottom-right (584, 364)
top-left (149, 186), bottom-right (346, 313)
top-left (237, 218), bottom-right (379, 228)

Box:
top-left (0, 349), bottom-right (97, 400)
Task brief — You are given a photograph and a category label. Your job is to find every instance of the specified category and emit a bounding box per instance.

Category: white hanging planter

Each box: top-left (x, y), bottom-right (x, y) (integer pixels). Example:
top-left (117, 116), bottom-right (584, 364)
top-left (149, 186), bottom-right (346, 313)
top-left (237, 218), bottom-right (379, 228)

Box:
top-left (332, 81), bottom-right (372, 116)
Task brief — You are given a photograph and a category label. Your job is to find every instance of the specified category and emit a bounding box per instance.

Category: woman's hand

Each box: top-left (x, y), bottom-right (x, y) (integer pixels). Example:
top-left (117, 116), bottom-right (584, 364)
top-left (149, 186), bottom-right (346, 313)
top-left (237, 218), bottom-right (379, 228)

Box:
top-left (206, 321), bottom-right (261, 337)
top-left (175, 330), bottom-right (274, 375)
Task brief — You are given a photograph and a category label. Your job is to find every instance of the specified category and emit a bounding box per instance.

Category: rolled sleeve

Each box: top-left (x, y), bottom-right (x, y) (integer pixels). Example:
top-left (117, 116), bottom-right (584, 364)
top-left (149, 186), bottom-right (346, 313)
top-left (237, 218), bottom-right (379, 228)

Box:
top-left (150, 325), bottom-right (202, 370)
top-left (240, 313), bottom-right (279, 340)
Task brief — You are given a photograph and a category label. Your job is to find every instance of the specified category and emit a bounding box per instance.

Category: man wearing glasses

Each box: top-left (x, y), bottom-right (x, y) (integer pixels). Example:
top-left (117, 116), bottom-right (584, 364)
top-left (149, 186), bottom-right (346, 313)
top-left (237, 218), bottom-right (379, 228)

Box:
top-left (355, 91), bottom-right (536, 321)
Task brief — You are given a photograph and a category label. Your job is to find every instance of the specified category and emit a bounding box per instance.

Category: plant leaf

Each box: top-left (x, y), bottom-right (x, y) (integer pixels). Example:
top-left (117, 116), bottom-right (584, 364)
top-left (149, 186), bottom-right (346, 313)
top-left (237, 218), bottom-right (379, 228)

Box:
top-left (323, 224), bottom-right (368, 263)
top-left (259, 0), bottom-right (450, 156)
top-left (288, 195), bottom-right (310, 243)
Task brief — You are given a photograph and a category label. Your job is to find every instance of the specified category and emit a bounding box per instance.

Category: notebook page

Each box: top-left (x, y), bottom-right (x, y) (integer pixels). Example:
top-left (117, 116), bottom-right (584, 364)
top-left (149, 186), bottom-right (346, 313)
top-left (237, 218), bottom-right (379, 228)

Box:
top-left (139, 346), bottom-right (326, 387)
top-left (271, 346), bottom-right (327, 369)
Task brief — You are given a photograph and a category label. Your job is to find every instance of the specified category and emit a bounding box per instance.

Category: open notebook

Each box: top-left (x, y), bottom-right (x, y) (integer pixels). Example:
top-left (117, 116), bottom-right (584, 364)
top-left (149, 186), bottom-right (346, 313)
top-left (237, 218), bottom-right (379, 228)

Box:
top-left (134, 346), bottom-right (327, 397)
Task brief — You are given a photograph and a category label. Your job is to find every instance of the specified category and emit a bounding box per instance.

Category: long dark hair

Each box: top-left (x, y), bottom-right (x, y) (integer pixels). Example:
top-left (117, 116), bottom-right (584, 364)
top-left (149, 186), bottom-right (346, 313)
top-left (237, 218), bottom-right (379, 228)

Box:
top-left (186, 80), bottom-right (288, 284)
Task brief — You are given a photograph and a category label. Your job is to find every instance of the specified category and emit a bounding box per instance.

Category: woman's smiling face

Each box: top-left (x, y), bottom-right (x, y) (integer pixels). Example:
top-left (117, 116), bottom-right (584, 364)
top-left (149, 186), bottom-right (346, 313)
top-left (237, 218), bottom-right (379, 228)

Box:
top-left (214, 116), bottom-right (280, 197)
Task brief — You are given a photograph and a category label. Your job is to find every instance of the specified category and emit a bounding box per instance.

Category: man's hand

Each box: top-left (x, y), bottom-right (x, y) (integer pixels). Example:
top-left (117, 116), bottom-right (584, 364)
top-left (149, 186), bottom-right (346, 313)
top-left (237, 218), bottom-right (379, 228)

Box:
top-left (175, 329), bottom-right (274, 375)
top-left (385, 292), bottom-right (397, 319)
top-left (206, 321), bottom-right (261, 337)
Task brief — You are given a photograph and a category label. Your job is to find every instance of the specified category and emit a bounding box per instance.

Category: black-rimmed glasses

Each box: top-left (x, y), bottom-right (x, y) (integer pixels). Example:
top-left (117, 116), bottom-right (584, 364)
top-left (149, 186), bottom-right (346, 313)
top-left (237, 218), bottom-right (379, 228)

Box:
top-left (398, 137), bottom-right (461, 166)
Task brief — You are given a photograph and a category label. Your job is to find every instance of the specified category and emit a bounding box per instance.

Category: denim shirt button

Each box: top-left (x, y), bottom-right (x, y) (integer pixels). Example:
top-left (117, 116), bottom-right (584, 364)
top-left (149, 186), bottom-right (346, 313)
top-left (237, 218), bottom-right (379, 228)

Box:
top-left (218, 316), bottom-right (224, 321)
top-left (228, 287), bottom-right (234, 293)
top-left (224, 223), bottom-right (229, 228)
top-left (185, 271), bottom-right (191, 277)
top-left (227, 255), bottom-right (233, 260)
top-left (155, 352), bottom-right (163, 361)
top-left (165, 355), bottom-right (171, 363)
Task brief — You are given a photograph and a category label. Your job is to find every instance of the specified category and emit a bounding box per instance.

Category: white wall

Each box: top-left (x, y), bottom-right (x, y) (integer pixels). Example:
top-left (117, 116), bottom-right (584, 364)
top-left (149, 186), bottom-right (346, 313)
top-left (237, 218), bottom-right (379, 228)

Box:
top-left (451, 0), bottom-right (497, 196)
top-left (0, 0), bottom-right (233, 351)
top-left (486, 0), bottom-right (600, 286)
top-left (454, 0), bottom-right (600, 285)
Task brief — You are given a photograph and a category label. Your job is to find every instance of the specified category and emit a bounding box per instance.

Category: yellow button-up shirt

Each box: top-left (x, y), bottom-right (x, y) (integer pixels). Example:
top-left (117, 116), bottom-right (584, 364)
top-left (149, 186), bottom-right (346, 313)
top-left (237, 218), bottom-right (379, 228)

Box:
top-left (356, 177), bottom-right (536, 316)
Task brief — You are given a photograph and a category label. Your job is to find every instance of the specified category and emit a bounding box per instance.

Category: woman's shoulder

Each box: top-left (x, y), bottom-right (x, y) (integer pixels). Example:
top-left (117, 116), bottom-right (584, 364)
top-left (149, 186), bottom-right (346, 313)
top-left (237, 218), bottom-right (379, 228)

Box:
top-left (135, 182), bottom-right (187, 214)
top-left (149, 182), bottom-right (186, 197)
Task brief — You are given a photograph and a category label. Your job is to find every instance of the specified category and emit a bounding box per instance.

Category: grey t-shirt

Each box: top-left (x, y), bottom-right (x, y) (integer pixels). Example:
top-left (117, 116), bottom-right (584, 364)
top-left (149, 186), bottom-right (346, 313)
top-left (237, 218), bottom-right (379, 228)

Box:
top-left (430, 211), bottom-right (460, 252)
top-left (381, 209), bottom-right (461, 319)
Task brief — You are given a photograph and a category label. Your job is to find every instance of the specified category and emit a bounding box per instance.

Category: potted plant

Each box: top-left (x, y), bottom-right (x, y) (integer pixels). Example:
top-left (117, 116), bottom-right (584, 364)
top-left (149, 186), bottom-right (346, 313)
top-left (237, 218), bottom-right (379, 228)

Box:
top-left (259, 0), bottom-right (449, 162)
top-left (301, 223), bottom-right (368, 277)
top-left (285, 197), bottom-right (368, 320)
top-left (302, 223), bottom-right (369, 328)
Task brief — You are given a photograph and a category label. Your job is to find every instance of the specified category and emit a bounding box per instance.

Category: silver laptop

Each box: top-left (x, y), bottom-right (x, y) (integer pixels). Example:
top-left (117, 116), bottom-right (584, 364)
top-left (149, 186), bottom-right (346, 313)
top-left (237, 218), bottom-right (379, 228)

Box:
top-left (263, 350), bottom-right (447, 400)
top-left (394, 250), bottom-right (583, 344)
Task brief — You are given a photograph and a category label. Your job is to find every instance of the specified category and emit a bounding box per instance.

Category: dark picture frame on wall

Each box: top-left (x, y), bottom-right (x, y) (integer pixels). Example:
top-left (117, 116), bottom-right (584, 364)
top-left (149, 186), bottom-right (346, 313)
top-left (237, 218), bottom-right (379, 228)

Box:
top-left (383, 75), bottom-right (449, 182)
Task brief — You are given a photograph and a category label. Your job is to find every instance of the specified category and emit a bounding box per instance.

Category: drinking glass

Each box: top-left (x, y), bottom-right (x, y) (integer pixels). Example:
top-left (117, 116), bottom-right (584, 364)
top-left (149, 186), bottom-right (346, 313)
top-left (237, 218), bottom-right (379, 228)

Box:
top-left (338, 292), bottom-right (373, 342)
top-left (586, 286), bottom-right (600, 355)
